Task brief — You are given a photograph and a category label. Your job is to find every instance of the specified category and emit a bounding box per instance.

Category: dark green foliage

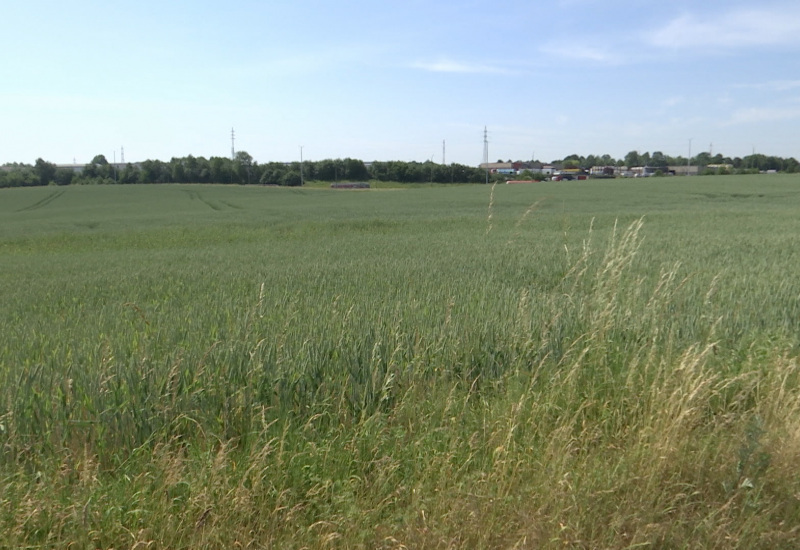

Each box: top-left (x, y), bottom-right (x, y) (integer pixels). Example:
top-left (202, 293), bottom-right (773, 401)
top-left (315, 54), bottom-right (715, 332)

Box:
top-left (368, 160), bottom-right (486, 183)
top-left (0, 164), bottom-right (38, 188)
top-left (53, 167), bottom-right (74, 186)
top-left (3, 148), bottom-right (800, 189)
top-left (34, 158), bottom-right (57, 186)
top-left (281, 170), bottom-right (302, 187)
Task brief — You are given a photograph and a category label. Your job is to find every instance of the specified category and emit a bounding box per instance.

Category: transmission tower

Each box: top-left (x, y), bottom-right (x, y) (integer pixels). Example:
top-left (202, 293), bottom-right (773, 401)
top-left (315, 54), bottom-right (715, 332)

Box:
top-left (231, 127), bottom-right (236, 160)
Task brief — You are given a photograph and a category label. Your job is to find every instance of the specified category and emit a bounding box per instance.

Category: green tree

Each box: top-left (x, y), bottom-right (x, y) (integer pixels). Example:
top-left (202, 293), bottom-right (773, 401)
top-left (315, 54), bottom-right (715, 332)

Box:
top-left (650, 151), bottom-right (668, 169)
top-left (234, 151), bottom-right (254, 184)
top-left (34, 158), bottom-right (57, 186)
top-left (83, 154), bottom-right (115, 182)
top-left (119, 164), bottom-right (139, 184)
top-left (259, 162), bottom-right (288, 185)
top-left (300, 160), bottom-right (314, 182)
top-left (316, 159), bottom-right (339, 181)
top-left (53, 167), bottom-right (75, 186)
top-left (169, 157), bottom-right (187, 183)
top-left (208, 157), bottom-right (231, 183)
top-left (0, 166), bottom-right (37, 187)
top-left (139, 160), bottom-right (169, 183)
top-left (343, 158), bottom-right (368, 180)
top-left (694, 152), bottom-right (711, 169)
top-left (182, 155), bottom-right (208, 182)
top-left (518, 169), bottom-right (535, 180)
top-left (281, 170), bottom-right (302, 187)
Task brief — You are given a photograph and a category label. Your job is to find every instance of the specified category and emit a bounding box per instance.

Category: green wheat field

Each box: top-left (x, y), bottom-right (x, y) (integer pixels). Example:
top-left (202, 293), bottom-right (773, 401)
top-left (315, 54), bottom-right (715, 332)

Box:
top-left (2, 176), bottom-right (800, 548)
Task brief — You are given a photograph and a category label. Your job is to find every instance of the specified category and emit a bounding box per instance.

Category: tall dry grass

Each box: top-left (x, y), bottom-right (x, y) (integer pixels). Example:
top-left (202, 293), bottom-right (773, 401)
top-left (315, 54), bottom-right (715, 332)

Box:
top-left (2, 202), bottom-right (800, 547)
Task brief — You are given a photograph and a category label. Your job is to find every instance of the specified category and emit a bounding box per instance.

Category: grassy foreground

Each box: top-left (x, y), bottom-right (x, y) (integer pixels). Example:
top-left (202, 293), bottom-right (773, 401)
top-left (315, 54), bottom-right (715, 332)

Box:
top-left (1, 177), bottom-right (800, 548)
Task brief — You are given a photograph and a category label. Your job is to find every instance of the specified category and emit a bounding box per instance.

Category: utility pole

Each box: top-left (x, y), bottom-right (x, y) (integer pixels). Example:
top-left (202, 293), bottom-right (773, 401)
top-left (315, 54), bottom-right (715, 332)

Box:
top-left (483, 126), bottom-right (489, 184)
top-left (121, 146), bottom-right (125, 164)
top-left (687, 138), bottom-right (692, 176)
top-left (229, 128), bottom-right (235, 184)
top-left (442, 139), bottom-right (446, 165)
top-left (300, 146), bottom-right (304, 186)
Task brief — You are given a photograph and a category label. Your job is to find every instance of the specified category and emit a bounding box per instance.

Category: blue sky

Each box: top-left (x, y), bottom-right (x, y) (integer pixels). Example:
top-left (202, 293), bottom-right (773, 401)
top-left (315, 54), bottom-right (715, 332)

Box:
top-left (2, 0), bottom-right (800, 166)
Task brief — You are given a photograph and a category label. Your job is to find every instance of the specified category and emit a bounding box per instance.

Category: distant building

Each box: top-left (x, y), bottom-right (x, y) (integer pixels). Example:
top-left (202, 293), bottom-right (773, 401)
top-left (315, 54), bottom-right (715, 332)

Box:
top-left (517, 162), bottom-right (557, 175)
top-left (669, 165), bottom-right (700, 176)
top-left (55, 162), bottom-right (133, 174)
top-left (56, 163), bottom-right (86, 173)
top-left (630, 166), bottom-right (668, 177)
top-left (536, 164), bottom-right (556, 175)
top-left (478, 162), bottom-right (516, 174)
top-left (706, 164), bottom-right (733, 174)
top-left (589, 166), bottom-right (616, 176)
top-left (552, 168), bottom-right (588, 181)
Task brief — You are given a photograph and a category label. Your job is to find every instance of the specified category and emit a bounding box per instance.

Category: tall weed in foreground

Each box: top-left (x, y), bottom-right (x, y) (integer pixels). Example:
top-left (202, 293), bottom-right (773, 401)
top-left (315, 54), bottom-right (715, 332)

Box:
top-left (2, 193), bottom-right (800, 547)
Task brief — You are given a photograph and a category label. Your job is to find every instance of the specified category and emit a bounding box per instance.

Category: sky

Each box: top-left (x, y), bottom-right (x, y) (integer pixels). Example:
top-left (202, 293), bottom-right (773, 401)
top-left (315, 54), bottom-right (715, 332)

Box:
top-left (2, 0), bottom-right (800, 166)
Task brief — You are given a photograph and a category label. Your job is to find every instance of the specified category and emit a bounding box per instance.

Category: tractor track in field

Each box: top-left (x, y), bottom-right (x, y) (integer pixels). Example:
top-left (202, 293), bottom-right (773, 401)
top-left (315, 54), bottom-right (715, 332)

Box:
top-left (218, 199), bottom-right (244, 210)
top-left (183, 189), bottom-right (227, 211)
top-left (16, 189), bottom-right (67, 212)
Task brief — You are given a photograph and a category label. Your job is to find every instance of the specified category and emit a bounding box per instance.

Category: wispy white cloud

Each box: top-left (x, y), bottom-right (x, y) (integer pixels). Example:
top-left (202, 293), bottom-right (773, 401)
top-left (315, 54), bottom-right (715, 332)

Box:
top-left (661, 96), bottom-right (685, 108)
top-left (726, 106), bottom-right (800, 125)
top-left (539, 42), bottom-right (624, 64)
top-left (252, 44), bottom-right (381, 76)
top-left (649, 7), bottom-right (800, 50)
top-left (410, 58), bottom-right (512, 74)
top-left (716, 94), bottom-right (736, 108)
top-left (734, 80), bottom-right (800, 92)
top-left (651, 96), bottom-right (689, 117)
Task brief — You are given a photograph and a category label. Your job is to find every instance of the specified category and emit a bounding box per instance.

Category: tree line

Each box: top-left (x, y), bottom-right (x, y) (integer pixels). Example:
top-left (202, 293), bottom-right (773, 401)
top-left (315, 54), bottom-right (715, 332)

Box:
top-left (0, 153), bottom-right (490, 188)
top-left (2, 149), bottom-right (798, 188)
